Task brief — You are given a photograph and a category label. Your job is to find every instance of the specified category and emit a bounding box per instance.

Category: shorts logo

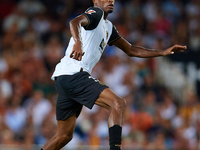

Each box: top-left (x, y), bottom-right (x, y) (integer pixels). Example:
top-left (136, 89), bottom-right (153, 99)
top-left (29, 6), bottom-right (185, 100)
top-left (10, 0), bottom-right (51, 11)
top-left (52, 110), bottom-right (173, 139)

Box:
top-left (86, 10), bottom-right (96, 14)
top-left (89, 76), bottom-right (99, 82)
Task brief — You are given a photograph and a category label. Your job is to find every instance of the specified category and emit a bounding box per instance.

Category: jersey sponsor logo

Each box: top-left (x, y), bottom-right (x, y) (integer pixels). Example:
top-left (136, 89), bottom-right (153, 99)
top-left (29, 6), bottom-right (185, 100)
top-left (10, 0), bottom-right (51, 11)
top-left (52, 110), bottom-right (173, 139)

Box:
top-left (86, 10), bottom-right (96, 14)
top-left (99, 39), bottom-right (106, 51)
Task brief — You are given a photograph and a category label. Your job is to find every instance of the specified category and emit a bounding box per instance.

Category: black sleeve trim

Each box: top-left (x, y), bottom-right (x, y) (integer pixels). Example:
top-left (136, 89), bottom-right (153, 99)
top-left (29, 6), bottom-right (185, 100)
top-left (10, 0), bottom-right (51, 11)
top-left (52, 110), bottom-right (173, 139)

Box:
top-left (82, 7), bottom-right (103, 30)
top-left (108, 25), bottom-right (121, 46)
top-left (108, 36), bottom-right (121, 46)
top-left (82, 13), bottom-right (91, 29)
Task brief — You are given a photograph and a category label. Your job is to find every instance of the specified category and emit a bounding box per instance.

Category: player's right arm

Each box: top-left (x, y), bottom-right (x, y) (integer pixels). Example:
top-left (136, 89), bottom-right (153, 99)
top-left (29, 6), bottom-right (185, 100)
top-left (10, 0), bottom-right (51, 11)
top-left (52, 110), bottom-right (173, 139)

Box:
top-left (69, 15), bottom-right (88, 61)
top-left (69, 7), bottom-right (103, 61)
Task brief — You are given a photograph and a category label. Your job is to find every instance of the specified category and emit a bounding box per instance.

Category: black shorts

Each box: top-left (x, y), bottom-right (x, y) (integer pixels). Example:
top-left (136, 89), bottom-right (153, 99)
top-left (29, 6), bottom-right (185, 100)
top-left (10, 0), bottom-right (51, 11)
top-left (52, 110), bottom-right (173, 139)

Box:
top-left (55, 71), bottom-right (108, 121)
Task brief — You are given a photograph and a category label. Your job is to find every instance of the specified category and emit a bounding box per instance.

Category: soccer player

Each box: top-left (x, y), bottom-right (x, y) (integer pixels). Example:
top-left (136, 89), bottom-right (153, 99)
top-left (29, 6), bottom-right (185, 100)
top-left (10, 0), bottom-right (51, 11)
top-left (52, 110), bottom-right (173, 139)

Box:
top-left (41, 0), bottom-right (186, 150)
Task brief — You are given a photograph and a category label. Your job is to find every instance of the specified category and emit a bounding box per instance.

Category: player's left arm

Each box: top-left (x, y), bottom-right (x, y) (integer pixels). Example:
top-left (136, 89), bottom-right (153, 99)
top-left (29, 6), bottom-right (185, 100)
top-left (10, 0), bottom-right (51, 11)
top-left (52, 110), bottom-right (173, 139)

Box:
top-left (113, 37), bottom-right (187, 57)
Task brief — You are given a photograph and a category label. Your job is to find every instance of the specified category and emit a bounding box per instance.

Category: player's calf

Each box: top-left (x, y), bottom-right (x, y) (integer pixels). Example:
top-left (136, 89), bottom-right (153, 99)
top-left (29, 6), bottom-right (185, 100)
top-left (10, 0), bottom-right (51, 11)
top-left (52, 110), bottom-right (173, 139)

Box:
top-left (109, 97), bottom-right (126, 150)
top-left (56, 133), bottom-right (73, 147)
top-left (96, 89), bottom-right (127, 150)
top-left (42, 131), bottom-right (73, 150)
top-left (108, 97), bottom-right (126, 126)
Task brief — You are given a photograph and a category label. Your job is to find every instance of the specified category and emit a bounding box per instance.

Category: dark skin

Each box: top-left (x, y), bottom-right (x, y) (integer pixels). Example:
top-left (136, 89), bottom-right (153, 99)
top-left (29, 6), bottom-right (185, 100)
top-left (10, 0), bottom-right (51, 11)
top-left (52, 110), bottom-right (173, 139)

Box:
top-left (42, 0), bottom-right (186, 149)
top-left (70, 0), bottom-right (187, 61)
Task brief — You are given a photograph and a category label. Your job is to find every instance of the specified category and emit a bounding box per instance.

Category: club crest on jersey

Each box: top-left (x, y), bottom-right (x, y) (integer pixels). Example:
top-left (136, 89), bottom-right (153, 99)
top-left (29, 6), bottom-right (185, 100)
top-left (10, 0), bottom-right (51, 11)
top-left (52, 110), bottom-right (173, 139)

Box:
top-left (86, 10), bottom-right (96, 14)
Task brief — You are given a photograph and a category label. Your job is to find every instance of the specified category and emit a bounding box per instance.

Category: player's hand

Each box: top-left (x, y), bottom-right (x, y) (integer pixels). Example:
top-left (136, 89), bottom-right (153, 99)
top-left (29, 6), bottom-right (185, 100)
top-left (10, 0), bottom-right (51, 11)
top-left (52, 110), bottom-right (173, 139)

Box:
top-left (162, 45), bottom-right (187, 56)
top-left (70, 41), bottom-right (84, 61)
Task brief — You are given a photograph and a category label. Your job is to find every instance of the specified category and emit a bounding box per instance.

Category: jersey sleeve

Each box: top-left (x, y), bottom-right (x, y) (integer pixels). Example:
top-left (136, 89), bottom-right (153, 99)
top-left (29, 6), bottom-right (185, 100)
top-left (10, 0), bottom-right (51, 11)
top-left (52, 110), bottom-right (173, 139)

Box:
top-left (82, 7), bottom-right (103, 30)
top-left (108, 25), bottom-right (121, 46)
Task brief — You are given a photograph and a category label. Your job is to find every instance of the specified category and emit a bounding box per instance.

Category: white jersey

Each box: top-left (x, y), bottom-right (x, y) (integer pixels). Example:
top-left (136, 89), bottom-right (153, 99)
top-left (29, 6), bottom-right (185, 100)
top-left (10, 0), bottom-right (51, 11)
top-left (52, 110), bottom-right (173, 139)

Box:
top-left (51, 7), bottom-right (120, 80)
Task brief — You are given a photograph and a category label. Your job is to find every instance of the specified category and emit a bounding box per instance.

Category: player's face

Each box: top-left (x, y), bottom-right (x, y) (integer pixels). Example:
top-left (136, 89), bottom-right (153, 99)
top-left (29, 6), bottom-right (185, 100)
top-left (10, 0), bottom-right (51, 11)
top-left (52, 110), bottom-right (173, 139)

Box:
top-left (94, 0), bottom-right (115, 14)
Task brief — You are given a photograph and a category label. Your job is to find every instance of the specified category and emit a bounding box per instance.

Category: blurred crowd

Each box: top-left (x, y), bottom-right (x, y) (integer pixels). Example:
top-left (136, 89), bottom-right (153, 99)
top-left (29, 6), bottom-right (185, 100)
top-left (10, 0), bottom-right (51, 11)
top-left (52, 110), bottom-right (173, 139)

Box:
top-left (0, 0), bottom-right (200, 149)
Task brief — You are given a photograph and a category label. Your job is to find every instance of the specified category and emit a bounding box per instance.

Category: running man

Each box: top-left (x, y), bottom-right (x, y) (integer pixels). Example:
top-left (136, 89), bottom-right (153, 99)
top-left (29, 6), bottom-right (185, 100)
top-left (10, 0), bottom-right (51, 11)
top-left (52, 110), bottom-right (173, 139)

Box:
top-left (42, 0), bottom-right (186, 150)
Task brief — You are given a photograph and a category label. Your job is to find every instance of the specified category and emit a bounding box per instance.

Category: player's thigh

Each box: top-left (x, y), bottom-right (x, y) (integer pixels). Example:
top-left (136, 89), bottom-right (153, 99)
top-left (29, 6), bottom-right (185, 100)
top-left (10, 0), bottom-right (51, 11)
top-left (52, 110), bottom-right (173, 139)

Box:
top-left (57, 113), bottom-right (77, 136)
top-left (95, 88), bottom-right (126, 110)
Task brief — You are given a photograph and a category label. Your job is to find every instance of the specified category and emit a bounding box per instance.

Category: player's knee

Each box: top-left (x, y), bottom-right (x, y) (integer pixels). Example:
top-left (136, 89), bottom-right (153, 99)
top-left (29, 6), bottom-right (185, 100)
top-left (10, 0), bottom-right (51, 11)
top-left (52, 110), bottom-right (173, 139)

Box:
top-left (113, 97), bottom-right (126, 113)
top-left (120, 98), bottom-right (127, 111)
top-left (57, 133), bottom-right (73, 144)
top-left (67, 134), bottom-right (73, 142)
